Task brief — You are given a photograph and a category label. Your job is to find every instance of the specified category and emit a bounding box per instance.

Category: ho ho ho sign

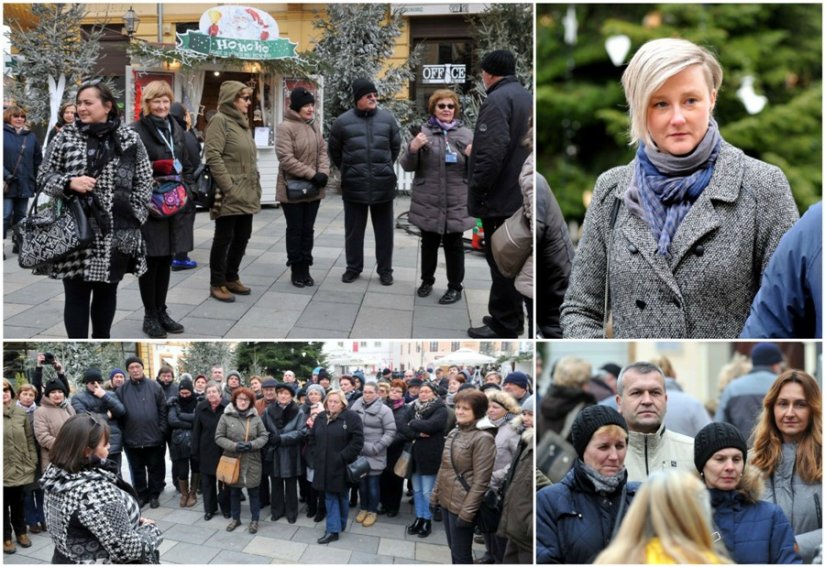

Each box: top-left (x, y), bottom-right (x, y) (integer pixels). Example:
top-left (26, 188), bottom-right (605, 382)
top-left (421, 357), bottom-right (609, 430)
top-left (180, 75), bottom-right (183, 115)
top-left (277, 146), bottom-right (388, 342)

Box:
top-left (177, 6), bottom-right (297, 60)
top-left (422, 64), bottom-right (467, 85)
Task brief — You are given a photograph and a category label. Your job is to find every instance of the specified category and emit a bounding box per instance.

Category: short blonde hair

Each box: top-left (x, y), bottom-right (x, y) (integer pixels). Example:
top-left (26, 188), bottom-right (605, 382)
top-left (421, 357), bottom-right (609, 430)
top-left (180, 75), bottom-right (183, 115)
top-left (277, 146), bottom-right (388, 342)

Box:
top-left (141, 80), bottom-right (174, 116)
top-left (325, 390), bottom-right (348, 410)
top-left (552, 356), bottom-right (592, 388)
top-left (622, 38), bottom-right (723, 147)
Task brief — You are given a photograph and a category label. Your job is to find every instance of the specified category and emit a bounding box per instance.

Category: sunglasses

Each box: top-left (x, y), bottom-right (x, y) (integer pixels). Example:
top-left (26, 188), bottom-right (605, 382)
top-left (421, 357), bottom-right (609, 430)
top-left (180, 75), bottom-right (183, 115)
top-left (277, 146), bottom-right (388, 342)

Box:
top-left (437, 103), bottom-right (455, 110)
top-left (239, 96), bottom-right (251, 102)
top-left (2, 387), bottom-right (9, 392)
top-left (365, 93), bottom-right (378, 100)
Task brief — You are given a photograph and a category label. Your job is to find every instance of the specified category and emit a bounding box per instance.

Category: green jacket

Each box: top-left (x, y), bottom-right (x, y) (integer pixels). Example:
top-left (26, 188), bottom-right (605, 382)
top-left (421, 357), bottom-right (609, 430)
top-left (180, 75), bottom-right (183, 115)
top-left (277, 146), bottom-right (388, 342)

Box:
top-left (214, 403), bottom-right (268, 488)
top-left (204, 81), bottom-right (262, 220)
top-left (4, 403), bottom-right (37, 487)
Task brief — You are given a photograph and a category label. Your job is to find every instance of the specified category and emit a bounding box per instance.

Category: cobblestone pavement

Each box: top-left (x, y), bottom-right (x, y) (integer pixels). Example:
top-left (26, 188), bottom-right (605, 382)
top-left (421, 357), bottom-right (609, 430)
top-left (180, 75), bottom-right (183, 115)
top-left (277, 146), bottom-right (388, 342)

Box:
top-left (4, 196), bottom-right (527, 339)
top-left (5, 455), bottom-right (486, 564)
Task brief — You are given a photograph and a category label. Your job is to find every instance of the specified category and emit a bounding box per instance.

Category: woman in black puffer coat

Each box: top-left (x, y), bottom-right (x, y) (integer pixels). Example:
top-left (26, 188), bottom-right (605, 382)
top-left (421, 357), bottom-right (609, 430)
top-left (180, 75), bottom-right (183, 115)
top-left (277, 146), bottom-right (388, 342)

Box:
top-left (397, 382), bottom-right (449, 538)
top-left (191, 382), bottom-right (230, 521)
top-left (308, 391), bottom-right (363, 545)
top-left (168, 378), bottom-right (199, 509)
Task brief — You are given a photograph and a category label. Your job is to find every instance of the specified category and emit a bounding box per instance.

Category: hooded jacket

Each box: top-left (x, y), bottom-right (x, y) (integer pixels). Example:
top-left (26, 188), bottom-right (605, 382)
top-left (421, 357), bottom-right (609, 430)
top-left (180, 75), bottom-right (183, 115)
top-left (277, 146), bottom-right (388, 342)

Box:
top-left (328, 106), bottom-right (401, 205)
top-left (431, 420), bottom-right (496, 523)
top-left (467, 76), bottom-right (532, 219)
top-left (710, 467), bottom-right (801, 564)
top-left (70, 388), bottom-right (127, 455)
top-left (33, 395), bottom-right (76, 472)
top-left (495, 427), bottom-right (533, 553)
top-left (400, 121), bottom-right (474, 235)
top-left (3, 122), bottom-right (42, 198)
top-left (275, 107), bottom-right (330, 203)
top-left (3, 402), bottom-right (38, 487)
top-left (536, 461), bottom-right (640, 564)
top-left (624, 423), bottom-right (695, 482)
top-left (204, 80), bottom-right (262, 219)
top-left (40, 463), bottom-right (163, 563)
top-left (214, 403), bottom-right (268, 488)
top-left (560, 141), bottom-right (799, 338)
top-left (350, 396), bottom-right (397, 474)
top-left (762, 443), bottom-right (822, 563)
top-left (167, 394), bottom-right (199, 460)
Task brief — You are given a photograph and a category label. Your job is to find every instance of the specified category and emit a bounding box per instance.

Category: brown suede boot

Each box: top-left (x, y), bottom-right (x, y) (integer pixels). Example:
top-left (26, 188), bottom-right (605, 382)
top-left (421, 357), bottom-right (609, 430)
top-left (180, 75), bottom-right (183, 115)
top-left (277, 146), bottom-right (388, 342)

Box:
top-left (210, 286), bottom-right (235, 302)
top-left (225, 280), bottom-right (251, 295)
top-left (179, 480), bottom-right (189, 507)
top-left (187, 474), bottom-right (199, 507)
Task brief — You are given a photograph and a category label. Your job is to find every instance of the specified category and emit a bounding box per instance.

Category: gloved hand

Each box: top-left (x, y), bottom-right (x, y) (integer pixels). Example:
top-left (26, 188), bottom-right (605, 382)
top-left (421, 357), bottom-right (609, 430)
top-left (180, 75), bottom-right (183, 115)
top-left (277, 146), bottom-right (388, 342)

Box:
top-left (269, 431), bottom-right (281, 446)
top-left (312, 172), bottom-right (328, 188)
top-left (455, 517), bottom-right (474, 529)
top-left (235, 441), bottom-right (252, 452)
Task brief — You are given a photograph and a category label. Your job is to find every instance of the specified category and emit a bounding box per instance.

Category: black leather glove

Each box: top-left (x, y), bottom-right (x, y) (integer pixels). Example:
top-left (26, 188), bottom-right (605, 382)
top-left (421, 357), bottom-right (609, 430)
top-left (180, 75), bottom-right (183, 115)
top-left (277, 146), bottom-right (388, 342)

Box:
top-left (269, 431), bottom-right (281, 446)
top-left (312, 172), bottom-right (328, 188)
top-left (455, 517), bottom-right (474, 529)
top-left (235, 442), bottom-right (252, 452)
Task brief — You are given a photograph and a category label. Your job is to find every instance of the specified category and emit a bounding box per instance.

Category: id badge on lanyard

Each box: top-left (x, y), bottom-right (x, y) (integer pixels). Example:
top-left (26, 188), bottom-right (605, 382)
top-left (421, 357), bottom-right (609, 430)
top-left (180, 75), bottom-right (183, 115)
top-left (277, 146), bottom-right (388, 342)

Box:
top-left (443, 129), bottom-right (458, 164)
top-left (157, 127), bottom-right (182, 173)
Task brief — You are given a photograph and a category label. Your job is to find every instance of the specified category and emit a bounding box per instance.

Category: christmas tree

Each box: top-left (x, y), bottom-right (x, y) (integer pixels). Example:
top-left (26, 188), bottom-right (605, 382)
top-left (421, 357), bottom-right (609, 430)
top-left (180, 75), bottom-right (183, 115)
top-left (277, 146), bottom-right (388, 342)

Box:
top-left (179, 342), bottom-right (235, 378)
top-left (536, 4), bottom-right (822, 226)
top-left (234, 342), bottom-right (325, 381)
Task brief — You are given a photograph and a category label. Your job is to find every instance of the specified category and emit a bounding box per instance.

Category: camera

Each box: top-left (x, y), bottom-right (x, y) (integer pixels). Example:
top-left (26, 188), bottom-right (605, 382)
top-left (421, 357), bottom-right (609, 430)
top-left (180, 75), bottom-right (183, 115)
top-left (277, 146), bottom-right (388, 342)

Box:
top-left (43, 353), bottom-right (55, 365)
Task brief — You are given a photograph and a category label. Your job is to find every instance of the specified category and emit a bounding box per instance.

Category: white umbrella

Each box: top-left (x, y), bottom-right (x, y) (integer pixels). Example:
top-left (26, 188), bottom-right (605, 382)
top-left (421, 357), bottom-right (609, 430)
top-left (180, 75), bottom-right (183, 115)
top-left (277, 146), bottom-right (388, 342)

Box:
top-left (435, 348), bottom-right (496, 366)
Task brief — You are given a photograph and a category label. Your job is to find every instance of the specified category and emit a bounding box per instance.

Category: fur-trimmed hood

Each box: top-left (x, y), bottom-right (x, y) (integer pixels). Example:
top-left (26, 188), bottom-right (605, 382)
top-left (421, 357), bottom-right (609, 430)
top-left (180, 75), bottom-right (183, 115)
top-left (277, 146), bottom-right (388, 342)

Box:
top-left (485, 389), bottom-right (522, 416)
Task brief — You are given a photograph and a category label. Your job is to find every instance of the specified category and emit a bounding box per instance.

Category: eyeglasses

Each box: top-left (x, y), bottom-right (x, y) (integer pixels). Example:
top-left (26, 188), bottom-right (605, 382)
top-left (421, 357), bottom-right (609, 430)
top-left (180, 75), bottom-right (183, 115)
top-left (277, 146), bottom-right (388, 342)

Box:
top-left (365, 93), bottom-right (378, 100)
top-left (436, 103), bottom-right (455, 110)
top-left (239, 96), bottom-right (251, 102)
top-left (2, 387), bottom-right (10, 392)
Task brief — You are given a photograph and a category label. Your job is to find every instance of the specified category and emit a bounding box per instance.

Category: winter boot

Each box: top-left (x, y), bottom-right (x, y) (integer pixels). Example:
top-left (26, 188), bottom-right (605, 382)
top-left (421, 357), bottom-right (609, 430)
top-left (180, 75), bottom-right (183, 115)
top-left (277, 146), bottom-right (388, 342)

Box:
top-left (158, 309), bottom-right (184, 334)
top-left (290, 264), bottom-right (305, 288)
top-left (143, 310), bottom-right (167, 338)
top-left (302, 264), bottom-right (315, 287)
top-left (179, 480), bottom-right (189, 507)
top-left (417, 519), bottom-right (432, 538)
top-left (407, 518), bottom-right (423, 535)
top-left (187, 474), bottom-right (199, 507)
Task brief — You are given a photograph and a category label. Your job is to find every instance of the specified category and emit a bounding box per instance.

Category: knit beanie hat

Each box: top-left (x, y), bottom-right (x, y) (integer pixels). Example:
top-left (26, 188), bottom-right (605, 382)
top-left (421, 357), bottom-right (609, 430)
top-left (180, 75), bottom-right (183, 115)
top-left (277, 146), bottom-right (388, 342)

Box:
top-left (290, 87), bottom-right (315, 112)
top-left (82, 368), bottom-right (104, 384)
top-left (318, 369), bottom-right (330, 381)
top-left (226, 370), bottom-right (242, 383)
top-left (521, 395), bottom-right (535, 413)
top-left (751, 342), bottom-right (783, 366)
top-left (44, 380), bottom-right (68, 397)
top-left (352, 78), bottom-right (377, 104)
top-left (178, 377), bottom-right (194, 395)
top-left (480, 50), bottom-right (516, 77)
top-left (694, 422), bottom-right (748, 473)
top-left (110, 368), bottom-right (125, 380)
top-left (124, 356), bottom-right (143, 369)
top-left (306, 384), bottom-right (326, 401)
top-left (571, 405), bottom-right (628, 459)
top-left (503, 371), bottom-right (530, 391)
top-left (180, 373), bottom-right (193, 383)
top-left (600, 363), bottom-right (622, 378)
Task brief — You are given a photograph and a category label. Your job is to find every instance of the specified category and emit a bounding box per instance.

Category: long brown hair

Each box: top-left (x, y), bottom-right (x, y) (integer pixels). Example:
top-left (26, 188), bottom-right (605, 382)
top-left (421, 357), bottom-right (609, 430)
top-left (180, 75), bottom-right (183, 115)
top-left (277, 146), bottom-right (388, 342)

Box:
top-left (750, 370), bottom-right (822, 483)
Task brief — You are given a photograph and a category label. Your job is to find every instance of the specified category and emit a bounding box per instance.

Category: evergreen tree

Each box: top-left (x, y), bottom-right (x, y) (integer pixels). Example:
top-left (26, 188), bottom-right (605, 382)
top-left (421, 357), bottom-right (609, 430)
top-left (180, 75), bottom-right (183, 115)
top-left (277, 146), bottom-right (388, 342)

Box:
top-left (5, 4), bottom-right (110, 131)
top-left (179, 342), bottom-right (234, 378)
top-left (19, 342), bottom-right (129, 390)
top-left (234, 342), bottom-right (325, 382)
top-left (536, 4), bottom-right (821, 225)
top-left (307, 4), bottom-right (420, 134)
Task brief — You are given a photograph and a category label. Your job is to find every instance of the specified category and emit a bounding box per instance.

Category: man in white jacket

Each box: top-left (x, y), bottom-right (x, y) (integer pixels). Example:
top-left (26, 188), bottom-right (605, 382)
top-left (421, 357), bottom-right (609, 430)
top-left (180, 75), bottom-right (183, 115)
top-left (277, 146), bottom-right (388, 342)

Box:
top-left (616, 362), bottom-right (694, 482)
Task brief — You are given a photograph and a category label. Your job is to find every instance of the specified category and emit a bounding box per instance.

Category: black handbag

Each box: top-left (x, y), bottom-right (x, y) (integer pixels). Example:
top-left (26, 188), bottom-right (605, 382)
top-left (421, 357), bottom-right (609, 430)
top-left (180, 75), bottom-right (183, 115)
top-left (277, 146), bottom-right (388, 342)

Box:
top-left (192, 163), bottom-right (216, 208)
top-left (285, 176), bottom-right (319, 202)
top-left (346, 456), bottom-right (371, 484)
top-left (15, 189), bottom-right (95, 270)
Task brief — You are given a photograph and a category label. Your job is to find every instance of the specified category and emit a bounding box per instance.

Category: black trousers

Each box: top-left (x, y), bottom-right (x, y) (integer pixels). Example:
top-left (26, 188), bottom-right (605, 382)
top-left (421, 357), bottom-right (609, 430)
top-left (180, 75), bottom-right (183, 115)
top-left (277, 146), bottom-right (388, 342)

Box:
top-left (444, 510), bottom-right (476, 564)
top-left (420, 230), bottom-right (465, 290)
top-left (201, 474), bottom-right (230, 515)
top-left (172, 456), bottom-right (198, 481)
top-left (3, 485), bottom-right (26, 541)
top-left (138, 255), bottom-right (172, 314)
top-left (270, 476), bottom-right (298, 520)
top-left (481, 217), bottom-right (524, 336)
top-left (259, 459), bottom-right (272, 508)
top-left (124, 445), bottom-right (166, 501)
top-left (379, 443), bottom-right (404, 513)
top-left (62, 278), bottom-right (119, 338)
top-left (343, 200), bottom-right (393, 275)
top-left (281, 200), bottom-right (320, 266)
top-left (209, 214), bottom-right (253, 286)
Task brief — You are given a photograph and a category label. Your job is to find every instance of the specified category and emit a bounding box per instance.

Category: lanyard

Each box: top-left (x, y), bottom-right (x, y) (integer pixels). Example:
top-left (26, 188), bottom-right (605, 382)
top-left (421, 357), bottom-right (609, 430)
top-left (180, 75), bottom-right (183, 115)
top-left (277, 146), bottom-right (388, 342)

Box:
top-left (156, 125), bottom-right (182, 173)
top-left (442, 129), bottom-right (456, 155)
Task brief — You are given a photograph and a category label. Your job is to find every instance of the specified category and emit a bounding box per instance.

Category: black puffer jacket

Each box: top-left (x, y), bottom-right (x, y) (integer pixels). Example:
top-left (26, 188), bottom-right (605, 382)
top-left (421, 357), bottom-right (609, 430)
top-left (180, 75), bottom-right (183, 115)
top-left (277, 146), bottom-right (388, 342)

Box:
top-left (536, 173), bottom-right (574, 338)
top-left (116, 377), bottom-right (168, 448)
top-left (70, 390), bottom-right (127, 454)
top-left (167, 395), bottom-right (198, 460)
top-left (397, 399), bottom-right (449, 475)
top-left (328, 107), bottom-right (401, 205)
top-left (131, 115), bottom-right (195, 257)
top-left (467, 76), bottom-right (532, 218)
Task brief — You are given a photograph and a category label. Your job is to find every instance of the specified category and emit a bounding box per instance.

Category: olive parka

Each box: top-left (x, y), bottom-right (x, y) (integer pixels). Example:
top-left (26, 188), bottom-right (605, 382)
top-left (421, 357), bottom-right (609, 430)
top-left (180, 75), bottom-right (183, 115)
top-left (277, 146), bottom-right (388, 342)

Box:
top-left (214, 402), bottom-right (268, 488)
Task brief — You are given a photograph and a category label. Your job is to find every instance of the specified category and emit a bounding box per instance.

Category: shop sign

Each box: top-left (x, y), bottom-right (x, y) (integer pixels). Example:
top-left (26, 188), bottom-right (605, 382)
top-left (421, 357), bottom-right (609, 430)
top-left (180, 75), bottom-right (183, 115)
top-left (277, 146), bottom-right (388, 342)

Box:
top-left (177, 6), bottom-right (296, 60)
top-left (422, 64), bottom-right (466, 84)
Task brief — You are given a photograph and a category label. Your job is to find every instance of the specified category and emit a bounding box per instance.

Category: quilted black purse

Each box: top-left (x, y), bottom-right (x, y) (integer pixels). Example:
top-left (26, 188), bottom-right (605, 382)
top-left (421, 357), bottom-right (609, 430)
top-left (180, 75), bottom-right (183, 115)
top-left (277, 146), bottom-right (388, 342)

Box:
top-left (15, 190), bottom-right (95, 270)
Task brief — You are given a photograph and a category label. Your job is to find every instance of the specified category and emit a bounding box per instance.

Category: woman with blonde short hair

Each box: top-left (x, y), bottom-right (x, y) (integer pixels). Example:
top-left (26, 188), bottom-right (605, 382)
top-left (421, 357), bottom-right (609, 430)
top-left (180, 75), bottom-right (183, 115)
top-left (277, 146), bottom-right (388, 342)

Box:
top-left (561, 38), bottom-right (798, 339)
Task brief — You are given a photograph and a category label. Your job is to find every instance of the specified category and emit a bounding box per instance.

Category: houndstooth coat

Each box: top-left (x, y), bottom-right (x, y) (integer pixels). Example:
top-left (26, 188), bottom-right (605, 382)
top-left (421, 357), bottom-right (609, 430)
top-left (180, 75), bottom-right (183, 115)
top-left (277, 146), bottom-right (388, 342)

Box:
top-left (35, 122), bottom-right (152, 282)
top-left (560, 141), bottom-right (799, 338)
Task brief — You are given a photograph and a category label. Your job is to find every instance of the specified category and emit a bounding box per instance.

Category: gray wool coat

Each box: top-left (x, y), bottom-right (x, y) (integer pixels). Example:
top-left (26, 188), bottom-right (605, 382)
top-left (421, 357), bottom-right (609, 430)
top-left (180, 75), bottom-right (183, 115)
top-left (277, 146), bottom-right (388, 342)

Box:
top-left (214, 403), bottom-right (269, 488)
top-left (561, 141), bottom-right (799, 338)
top-left (350, 397), bottom-right (397, 475)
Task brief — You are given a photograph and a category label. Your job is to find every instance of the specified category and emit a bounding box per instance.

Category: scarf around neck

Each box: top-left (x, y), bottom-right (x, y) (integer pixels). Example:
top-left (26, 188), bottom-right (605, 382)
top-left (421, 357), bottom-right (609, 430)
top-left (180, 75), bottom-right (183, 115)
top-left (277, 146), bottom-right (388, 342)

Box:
top-left (414, 397), bottom-right (437, 420)
top-left (625, 118), bottom-right (722, 256)
top-left (580, 460), bottom-right (625, 493)
top-left (428, 116), bottom-right (459, 131)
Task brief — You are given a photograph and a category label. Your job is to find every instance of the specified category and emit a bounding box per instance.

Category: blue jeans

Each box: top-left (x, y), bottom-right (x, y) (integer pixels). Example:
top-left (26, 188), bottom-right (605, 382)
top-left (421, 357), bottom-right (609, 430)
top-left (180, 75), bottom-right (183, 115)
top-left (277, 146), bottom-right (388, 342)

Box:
top-left (4, 197), bottom-right (28, 239)
top-left (412, 473), bottom-right (436, 520)
top-left (23, 486), bottom-right (44, 526)
top-left (358, 474), bottom-right (380, 512)
top-left (324, 491), bottom-right (349, 534)
top-left (230, 486), bottom-right (260, 521)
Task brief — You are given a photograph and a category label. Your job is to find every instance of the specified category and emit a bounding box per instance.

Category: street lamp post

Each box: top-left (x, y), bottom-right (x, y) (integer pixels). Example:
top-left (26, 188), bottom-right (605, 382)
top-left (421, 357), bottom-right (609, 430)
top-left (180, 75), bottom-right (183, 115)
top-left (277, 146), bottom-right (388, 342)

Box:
top-left (122, 6), bottom-right (140, 38)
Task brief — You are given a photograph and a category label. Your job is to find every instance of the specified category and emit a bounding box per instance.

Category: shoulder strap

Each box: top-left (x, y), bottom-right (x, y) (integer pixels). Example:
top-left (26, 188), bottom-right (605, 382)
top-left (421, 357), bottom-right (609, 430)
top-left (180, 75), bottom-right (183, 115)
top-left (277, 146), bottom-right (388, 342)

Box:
top-left (603, 195), bottom-right (622, 337)
top-left (243, 416), bottom-right (251, 442)
top-left (560, 401), bottom-right (586, 440)
top-left (10, 134), bottom-right (28, 177)
top-left (449, 432), bottom-right (472, 493)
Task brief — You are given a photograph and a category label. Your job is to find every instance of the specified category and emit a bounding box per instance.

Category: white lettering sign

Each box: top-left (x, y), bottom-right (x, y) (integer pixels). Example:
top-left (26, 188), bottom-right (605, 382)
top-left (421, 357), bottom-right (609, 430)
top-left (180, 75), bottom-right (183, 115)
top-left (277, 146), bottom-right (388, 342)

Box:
top-left (421, 64), bottom-right (466, 85)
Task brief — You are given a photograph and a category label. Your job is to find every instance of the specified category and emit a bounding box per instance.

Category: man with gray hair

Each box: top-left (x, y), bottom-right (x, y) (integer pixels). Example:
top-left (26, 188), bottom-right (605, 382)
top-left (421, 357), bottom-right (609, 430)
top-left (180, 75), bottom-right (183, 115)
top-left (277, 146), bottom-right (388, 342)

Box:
top-left (615, 361), bottom-right (694, 482)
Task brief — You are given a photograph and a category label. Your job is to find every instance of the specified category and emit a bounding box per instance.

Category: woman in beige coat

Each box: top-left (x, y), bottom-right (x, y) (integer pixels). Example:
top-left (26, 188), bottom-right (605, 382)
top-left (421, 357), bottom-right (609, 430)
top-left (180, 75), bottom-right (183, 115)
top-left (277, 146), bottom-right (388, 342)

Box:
top-left (276, 87), bottom-right (330, 288)
top-left (204, 81), bottom-right (262, 303)
top-left (33, 381), bottom-right (76, 473)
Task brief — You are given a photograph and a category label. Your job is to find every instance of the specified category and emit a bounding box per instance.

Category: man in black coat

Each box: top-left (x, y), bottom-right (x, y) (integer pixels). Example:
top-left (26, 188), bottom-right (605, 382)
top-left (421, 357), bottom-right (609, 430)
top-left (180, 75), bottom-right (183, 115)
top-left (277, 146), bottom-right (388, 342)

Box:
top-left (328, 78), bottom-right (401, 286)
top-left (117, 356), bottom-right (168, 508)
top-left (536, 174), bottom-right (573, 338)
top-left (466, 50), bottom-right (532, 339)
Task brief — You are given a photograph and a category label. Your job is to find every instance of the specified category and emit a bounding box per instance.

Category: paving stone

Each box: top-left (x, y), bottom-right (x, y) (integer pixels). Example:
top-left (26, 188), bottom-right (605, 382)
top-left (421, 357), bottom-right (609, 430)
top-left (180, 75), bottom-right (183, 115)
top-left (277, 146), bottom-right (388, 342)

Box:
top-left (351, 307), bottom-right (413, 338)
top-left (299, 545), bottom-right (352, 563)
top-left (162, 522), bottom-right (217, 545)
top-left (210, 549), bottom-right (274, 564)
top-left (415, 541), bottom-right (452, 564)
top-left (202, 529), bottom-right (257, 551)
top-left (161, 541), bottom-right (221, 564)
top-left (377, 537), bottom-right (417, 559)
top-left (242, 536), bottom-right (307, 561)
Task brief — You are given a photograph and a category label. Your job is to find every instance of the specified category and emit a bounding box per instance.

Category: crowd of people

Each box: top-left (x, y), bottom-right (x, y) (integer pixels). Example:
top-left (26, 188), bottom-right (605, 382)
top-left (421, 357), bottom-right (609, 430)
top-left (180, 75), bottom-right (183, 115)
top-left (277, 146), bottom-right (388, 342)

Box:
top-left (536, 37), bottom-right (821, 339)
top-left (5, 48), bottom-right (533, 340)
top-left (3, 355), bottom-right (535, 564)
top-left (537, 345), bottom-right (822, 564)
